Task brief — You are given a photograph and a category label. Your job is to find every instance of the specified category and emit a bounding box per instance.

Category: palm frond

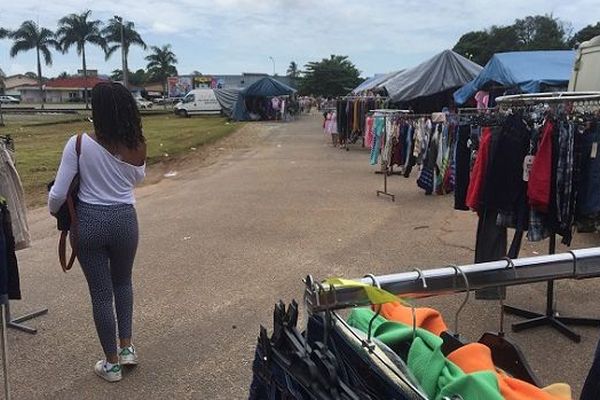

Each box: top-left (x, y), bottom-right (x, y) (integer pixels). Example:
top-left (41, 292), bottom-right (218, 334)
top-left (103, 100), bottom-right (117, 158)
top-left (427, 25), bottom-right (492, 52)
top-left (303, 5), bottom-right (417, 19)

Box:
top-left (104, 44), bottom-right (120, 60)
top-left (10, 39), bottom-right (34, 57)
top-left (40, 46), bottom-right (53, 66)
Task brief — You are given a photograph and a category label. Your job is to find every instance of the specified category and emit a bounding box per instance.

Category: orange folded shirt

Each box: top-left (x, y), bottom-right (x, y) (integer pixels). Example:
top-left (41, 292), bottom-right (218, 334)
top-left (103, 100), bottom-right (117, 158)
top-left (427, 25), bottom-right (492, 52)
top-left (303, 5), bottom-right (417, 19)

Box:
top-left (447, 343), bottom-right (571, 400)
top-left (378, 301), bottom-right (448, 336)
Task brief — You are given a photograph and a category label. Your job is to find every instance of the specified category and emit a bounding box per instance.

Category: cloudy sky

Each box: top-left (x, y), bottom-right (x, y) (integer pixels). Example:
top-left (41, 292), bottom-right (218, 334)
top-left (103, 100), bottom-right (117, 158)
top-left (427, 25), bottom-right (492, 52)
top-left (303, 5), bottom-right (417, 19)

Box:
top-left (0, 0), bottom-right (597, 79)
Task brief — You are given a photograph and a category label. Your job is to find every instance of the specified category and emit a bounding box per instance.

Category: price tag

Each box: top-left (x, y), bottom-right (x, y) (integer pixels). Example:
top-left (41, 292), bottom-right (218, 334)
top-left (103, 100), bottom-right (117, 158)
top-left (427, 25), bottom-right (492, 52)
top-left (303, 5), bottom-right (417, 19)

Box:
top-left (523, 155), bottom-right (535, 181)
top-left (592, 142), bottom-right (598, 159)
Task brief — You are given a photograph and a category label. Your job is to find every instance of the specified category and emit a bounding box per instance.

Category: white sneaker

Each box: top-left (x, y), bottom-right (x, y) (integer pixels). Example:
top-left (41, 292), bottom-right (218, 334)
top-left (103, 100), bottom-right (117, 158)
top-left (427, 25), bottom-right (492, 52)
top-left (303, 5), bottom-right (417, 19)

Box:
top-left (94, 360), bottom-right (122, 382)
top-left (119, 345), bottom-right (138, 366)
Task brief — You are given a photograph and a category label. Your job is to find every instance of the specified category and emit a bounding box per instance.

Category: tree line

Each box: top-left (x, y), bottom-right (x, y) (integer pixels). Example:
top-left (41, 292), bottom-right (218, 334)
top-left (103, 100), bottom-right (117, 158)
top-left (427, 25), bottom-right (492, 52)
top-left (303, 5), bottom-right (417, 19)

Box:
top-left (0, 10), bottom-right (178, 108)
top-left (453, 15), bottom-right (600, 65)
top-left (289, 15), bottom-right (600, 98)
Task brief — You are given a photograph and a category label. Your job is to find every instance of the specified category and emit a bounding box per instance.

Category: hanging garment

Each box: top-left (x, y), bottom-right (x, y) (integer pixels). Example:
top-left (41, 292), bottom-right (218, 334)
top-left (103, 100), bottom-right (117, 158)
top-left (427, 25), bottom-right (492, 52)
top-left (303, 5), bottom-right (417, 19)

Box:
top-left (365, 116), bottom-right (375, 148)
top-left (370, 117), bottom-right (385, 165)
top-left (474, 209), bottom-right (507, 300)
top-left (347, 308), bottom-right (504, 400)
top-left (382, 117), bottom-right (395, 167)
top-left (576, 123), bottom-right (600, 227)
top-left (0, 201), bottom-right (20, 302)
top-left (391, 123), bottom-right (406, 167)
top-left (403, 125), bottom-right (417, 177)
top-left (454, 125), bottom-right (471, 210)
top-left (0, 142), bottom-right (30, 250)
top-left (528, 120), bottom-right (555, 213)
top-left (466, 127), bottom-right (493, 211)
top-left (555, 121), bottom-right (575, 245)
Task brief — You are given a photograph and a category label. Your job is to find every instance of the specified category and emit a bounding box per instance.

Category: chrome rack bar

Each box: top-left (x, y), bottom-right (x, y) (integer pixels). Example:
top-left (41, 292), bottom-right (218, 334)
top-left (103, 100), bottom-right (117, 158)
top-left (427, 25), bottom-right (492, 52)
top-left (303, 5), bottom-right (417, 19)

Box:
top-left (495, 91), bottom-right (600, 105)
top-left (305, 248), bottom-right (600, 313)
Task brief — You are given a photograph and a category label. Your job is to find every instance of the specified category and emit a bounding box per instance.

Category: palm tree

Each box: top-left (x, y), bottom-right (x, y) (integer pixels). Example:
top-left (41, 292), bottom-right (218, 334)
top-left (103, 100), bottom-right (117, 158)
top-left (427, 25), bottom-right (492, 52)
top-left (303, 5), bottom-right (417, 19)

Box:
top-left (286, 61), bottom-right (300, 78)
top-left (57, 10), bottom-right (106, 109)
top-left (145, 45), bottom-right (178, 101)
top-left (0, 30), bottom-right (8, 125)
top-left (9, 21), bottom-right (59, 108)
top-left (103, 18), bottom-right (146, 88)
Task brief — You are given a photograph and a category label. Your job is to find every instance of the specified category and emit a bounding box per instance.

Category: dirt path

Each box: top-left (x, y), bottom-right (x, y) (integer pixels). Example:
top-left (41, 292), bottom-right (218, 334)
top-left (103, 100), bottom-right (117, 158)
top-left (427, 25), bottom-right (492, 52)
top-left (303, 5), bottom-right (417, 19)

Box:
top-left (7, 114), bottom-right (600, 398)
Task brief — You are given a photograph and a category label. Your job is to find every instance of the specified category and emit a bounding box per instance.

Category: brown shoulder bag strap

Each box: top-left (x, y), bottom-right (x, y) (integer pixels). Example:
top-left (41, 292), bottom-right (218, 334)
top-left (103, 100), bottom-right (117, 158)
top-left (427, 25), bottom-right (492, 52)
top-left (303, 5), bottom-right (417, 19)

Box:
top-left (59, 133), bottom-right (82, 272)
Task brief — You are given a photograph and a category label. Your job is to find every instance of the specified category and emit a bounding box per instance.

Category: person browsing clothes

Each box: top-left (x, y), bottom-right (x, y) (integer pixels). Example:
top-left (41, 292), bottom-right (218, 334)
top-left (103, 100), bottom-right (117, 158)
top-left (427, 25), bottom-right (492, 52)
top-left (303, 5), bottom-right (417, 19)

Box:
top-left (48, 82), bottom-right (146, 382)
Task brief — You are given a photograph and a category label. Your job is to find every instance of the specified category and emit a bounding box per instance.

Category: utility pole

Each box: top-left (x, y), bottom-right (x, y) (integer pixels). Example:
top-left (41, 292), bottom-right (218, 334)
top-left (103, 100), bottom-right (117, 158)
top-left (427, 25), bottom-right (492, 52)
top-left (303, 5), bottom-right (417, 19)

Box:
top-left (268, 56), bottom-right (275, 76)
top-left (114, 15), bottom-right (127, 89)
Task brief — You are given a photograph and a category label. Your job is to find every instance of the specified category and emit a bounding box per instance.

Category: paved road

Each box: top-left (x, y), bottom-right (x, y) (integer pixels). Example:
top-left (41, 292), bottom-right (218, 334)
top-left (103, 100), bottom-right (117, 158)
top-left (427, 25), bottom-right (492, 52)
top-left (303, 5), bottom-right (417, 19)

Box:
top-left (6, 114), bottom-right (600, 399)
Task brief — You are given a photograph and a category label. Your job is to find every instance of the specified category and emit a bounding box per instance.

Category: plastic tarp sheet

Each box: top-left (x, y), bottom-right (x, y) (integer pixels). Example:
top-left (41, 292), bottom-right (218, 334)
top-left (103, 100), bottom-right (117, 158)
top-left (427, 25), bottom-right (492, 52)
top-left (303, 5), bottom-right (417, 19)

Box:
top-left (383, 50), bottom-right (483, 103)
top-left (242, 77), bottom-right (296, 97)
top-left (454, 50), bottom-right (575, 105)
top-left (351, 71), bottom-right (401, 94)
top-left (213, 88), bottom-right (241, 118)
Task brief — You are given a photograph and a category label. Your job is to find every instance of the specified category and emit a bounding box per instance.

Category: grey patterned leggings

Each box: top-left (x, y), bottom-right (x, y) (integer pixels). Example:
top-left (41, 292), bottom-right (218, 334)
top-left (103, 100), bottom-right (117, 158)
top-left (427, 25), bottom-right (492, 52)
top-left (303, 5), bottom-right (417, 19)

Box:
top-left (76, 202), bottom-right (139, 356)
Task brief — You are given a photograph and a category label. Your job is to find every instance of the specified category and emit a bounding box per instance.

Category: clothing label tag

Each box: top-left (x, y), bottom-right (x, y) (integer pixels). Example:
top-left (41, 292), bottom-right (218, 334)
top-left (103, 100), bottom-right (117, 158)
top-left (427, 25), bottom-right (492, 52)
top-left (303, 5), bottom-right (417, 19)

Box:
top-left (592, 142), bottom-right (598, 159)
top-left (523, 155), bottom-right (535, 181)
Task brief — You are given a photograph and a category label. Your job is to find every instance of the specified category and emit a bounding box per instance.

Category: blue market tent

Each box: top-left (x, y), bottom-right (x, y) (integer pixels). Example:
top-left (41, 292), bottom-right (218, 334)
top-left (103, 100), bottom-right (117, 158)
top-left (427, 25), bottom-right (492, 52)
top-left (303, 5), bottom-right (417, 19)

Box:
top-left (229, 77), bottom-right (297, 121)
top-left (453, 50), bottom-right (575, 105)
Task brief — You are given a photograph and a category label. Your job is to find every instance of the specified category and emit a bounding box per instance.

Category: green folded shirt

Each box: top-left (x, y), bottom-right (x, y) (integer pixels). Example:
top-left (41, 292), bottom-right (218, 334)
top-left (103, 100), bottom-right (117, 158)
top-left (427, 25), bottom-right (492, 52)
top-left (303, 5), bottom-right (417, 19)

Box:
top-left (347, 308), bottom-right (504, 400)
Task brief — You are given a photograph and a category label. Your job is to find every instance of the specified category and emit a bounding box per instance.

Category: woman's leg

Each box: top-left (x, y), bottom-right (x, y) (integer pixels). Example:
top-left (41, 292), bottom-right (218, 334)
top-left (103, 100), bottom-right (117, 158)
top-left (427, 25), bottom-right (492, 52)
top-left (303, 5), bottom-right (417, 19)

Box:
top-left (108, 207), bottom-right (139, 348)
top-left (77, 206), bottom-right (119, 363)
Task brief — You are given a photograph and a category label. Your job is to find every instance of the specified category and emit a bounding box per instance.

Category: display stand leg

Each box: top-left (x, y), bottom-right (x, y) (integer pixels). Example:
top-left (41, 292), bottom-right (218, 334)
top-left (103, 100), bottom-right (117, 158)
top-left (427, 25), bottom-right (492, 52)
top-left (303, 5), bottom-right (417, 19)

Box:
top-left (503, 235), bottom-right (600, 343)
top-left (1, 304), bottom-right (10, 400)
top-left (5, 302), bottom-right (48, 335)
top-left (376, 167), bottom-right (395, 201)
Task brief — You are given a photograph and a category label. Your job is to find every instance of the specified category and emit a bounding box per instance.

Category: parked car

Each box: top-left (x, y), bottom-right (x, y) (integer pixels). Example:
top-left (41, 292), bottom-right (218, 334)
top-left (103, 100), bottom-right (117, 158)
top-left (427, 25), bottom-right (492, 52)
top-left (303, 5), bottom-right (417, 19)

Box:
top-left (0, 95), bottom-right (20, 104)
top-left (135, 96), bottom-right (153, 109)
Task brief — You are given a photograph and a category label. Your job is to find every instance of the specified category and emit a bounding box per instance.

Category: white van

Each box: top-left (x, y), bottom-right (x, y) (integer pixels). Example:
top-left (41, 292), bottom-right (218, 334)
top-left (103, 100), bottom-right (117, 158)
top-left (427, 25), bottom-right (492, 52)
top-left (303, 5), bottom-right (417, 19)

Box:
top-left (569, 35), bottom-right (600, 91)
top-left (174, 89), bottom-right (222, 117)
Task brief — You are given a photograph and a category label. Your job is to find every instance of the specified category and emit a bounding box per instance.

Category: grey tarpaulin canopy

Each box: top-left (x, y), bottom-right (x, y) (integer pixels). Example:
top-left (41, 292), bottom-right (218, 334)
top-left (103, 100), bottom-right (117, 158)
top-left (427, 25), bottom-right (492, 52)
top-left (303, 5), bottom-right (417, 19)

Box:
top-left (213, 88), bottom-right (241, 117)
top-left (382, 50), bottom-right (483, 103)
top-left (227, 77), bottom-right (297, 121)
top-left (351, 70), bottom-right (403, 94)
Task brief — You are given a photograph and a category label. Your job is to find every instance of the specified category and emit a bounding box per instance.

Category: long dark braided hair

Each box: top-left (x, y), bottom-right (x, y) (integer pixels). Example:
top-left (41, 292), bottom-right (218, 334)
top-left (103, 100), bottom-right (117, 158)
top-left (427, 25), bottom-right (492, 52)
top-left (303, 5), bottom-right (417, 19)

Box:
top-left (91, 82), bottom-right (145, 150)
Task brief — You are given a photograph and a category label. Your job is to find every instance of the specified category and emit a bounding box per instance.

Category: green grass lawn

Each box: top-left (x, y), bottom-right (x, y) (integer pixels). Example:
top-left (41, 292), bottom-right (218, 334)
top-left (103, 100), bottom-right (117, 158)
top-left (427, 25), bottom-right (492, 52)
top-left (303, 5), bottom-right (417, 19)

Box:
top-left (0, 114), bottom-right (241, 207)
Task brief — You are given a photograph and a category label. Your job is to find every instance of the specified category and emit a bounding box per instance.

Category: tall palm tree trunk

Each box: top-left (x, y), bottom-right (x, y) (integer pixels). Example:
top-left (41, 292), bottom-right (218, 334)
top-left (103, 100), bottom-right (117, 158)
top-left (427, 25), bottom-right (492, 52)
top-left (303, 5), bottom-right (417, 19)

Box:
top-left (82, 44), bottom-right (89, 109)
top-left (163, 80), bottom-right (167, 110)
top-left (36, 47), bottom-right (44, 109)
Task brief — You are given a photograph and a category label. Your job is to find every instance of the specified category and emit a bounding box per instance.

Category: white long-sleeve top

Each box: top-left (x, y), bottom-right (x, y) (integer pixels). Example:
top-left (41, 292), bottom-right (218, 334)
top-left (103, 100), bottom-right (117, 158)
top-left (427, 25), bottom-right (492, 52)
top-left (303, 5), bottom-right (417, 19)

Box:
top-left (48, 134), bottom-right (146, 214)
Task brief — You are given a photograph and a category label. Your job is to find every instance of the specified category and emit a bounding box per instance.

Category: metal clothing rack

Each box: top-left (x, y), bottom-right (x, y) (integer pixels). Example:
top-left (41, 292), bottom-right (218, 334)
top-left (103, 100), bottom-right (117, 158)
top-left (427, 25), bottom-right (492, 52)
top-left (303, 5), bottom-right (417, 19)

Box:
top-left (304, 247), bottom-right (600, 313)
top-left (337, 97), bottom-right (390, 151)
top-left (5, 303), bottom-right (48, 334)
top-left (370, 110), bottom-right (412, 201)
top-left (494, 91), bottom-right (600, 342)
top-left (0, 136), bottom-right (48, 335)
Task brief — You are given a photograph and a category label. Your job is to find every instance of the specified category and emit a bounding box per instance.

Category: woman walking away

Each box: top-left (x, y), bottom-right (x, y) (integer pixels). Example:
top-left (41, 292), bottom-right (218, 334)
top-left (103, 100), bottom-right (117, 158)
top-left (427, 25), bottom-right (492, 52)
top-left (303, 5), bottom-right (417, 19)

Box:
top-left (48, 82), bottom-right (146, 382)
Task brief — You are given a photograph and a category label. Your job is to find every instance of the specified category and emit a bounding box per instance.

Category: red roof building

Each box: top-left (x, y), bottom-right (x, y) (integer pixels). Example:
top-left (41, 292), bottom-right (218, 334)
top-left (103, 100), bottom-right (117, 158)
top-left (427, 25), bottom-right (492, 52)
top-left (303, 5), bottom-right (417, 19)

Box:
top-left (14, 75), bottom-right (111, 103)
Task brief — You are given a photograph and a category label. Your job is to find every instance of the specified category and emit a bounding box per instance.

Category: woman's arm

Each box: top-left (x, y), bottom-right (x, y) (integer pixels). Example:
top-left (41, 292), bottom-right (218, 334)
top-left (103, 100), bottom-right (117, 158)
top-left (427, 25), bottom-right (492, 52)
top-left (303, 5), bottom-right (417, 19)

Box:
top-left (48, 136), bottom-right (78, 214)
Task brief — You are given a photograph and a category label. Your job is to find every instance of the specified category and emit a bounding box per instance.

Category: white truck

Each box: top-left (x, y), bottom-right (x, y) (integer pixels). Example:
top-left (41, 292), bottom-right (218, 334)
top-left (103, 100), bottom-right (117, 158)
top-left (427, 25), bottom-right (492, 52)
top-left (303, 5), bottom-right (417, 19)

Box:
top-left (173, 89), bottom-right (222, 117)
top-left (569, 35), bottom-right (600, 91)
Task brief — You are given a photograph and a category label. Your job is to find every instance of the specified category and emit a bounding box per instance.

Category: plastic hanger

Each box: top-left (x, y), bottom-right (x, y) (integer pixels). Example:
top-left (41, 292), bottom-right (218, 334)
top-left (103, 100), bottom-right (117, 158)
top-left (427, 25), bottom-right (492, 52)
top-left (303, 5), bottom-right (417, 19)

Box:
top-left (478, 257), bottom-right (541, 386)
top-left (441, 265), bottom-right (469, 356)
